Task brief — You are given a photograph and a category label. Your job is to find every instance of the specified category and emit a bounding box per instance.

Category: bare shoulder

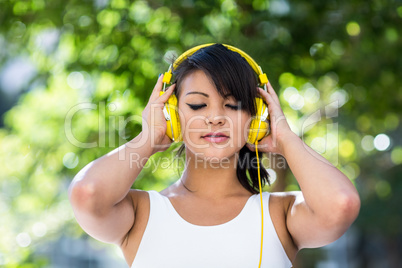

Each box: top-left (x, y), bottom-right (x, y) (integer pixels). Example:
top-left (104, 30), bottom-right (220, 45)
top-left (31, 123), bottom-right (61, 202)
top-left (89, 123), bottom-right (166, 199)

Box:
top-left (268, 191), bottom-right (302, 261)
top-left (128, 189), bottom-right (150, 209)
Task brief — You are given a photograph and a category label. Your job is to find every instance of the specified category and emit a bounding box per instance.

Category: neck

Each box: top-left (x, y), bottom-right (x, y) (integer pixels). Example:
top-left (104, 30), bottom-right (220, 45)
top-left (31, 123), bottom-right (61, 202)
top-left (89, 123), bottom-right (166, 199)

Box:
top-left (179, 148), bottom-right (250, 199)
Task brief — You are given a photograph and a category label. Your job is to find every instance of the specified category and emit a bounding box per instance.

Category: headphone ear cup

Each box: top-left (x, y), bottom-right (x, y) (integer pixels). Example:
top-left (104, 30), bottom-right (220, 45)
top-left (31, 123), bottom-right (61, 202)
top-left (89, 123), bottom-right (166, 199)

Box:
top-left (247, 97), bottom-right (270, 144)
top-left (160, 92), bottom-right (182, 142)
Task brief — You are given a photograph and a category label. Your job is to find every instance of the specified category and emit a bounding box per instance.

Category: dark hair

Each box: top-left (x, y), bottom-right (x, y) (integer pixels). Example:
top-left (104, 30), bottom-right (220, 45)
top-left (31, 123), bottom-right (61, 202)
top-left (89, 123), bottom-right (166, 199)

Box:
top-left (173, 44), bottom-right (270, 194)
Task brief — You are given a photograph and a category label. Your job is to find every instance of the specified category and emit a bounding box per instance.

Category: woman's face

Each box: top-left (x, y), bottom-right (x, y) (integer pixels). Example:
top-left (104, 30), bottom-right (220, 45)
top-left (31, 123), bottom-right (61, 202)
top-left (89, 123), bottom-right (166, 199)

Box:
top-left (177, 70), bottom-right (251, 162)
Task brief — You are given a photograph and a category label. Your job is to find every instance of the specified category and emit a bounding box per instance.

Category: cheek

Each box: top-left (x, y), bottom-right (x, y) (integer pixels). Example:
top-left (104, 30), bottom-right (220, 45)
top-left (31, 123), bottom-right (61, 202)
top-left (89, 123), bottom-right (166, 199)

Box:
top-left (238, 114), bottom-right (252, 140)
top-left (177, 104), bottom-right (188, 130)
top-left (177, 102), bottom-right (207, 129)
top-left (178, 109), bottom-right (206, 140)
top-left (237, 113), bottom-right (250, 126)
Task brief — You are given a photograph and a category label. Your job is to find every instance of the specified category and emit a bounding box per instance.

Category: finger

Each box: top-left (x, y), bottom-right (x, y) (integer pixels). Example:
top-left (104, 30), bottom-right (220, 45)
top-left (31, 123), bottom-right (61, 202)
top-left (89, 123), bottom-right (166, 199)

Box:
top-left (162, 134), bottom-right (173, 145)
top-left (149, 74), bottom-right (165, 101)
top-left (266, 82), bottom-right (280, 105)
top-left (258, 87), bottom-right (277, 107)
top-left (258, 88), bottom-right (285, 122)
top-left (157, 84), bottom-right (176, 103)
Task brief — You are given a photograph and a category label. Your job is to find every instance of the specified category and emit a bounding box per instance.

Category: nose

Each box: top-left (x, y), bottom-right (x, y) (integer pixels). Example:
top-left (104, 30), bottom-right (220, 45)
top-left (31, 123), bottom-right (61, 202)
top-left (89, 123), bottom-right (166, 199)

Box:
top-left (206, 114), bottom-right (226, 125)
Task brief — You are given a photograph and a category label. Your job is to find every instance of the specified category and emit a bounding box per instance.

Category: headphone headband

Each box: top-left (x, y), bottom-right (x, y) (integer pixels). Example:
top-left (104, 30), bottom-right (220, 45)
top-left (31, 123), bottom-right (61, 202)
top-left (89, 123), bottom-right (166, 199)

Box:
top-left (163, 43), bottom-right (268, 86)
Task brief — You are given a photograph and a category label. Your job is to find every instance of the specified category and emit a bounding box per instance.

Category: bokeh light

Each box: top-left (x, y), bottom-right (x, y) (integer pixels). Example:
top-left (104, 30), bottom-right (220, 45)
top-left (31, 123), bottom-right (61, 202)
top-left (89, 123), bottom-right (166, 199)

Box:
top-left (283, 87), bottom-right (298, 101)
top-left (346, 21), bottom-right (361, 36)
top-left (310, 137), bottom-right (326, 154)
top-left (289, 93), bottom-right (305, 110)
top-left (302, 85), bottom-right (320, 104)
top-left (16, 233), bottom-right (31, 248)
top-left (390, 147), bottom-right (402, 165)
top-left (375, 180), bottom-right (391, 199)
top-left (330, 89), bottom-right (349, 108)
top-left (340, 139), bottom-right (355, 158)
top-left (373, 134), bottom-right (391, 151)
top-left (361, 135), bottom-right (375, 152)
top-left (32, 222), bottom-right (47, 237)
top-left (63, 152), bottom-right (79, 169)
top-left (67, 72), bottom-right (85, 90)
top-left (330, 40), bottom-right (345, 55)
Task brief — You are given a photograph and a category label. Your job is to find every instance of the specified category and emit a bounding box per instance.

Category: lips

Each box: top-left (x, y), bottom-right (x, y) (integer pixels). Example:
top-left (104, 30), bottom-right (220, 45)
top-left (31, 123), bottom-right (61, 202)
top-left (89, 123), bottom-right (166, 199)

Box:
top-left (202, 132), bottom-right (229, 143)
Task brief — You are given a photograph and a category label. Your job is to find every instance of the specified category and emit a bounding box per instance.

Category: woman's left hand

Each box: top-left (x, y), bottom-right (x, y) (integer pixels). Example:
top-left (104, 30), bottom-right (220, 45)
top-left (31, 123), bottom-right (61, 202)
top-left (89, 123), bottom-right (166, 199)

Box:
top-left (246, 82), bottom-right (295, 156)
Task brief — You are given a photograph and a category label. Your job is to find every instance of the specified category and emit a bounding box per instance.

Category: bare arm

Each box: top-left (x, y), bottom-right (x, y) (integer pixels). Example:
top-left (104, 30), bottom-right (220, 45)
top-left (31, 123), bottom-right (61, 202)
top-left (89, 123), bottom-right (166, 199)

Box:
top-left (248, 82), bottom-right (360, 249)
top-left (279, 132), bottom-right (360, 249)
top-left (68, 75), bottom-right (175, 245)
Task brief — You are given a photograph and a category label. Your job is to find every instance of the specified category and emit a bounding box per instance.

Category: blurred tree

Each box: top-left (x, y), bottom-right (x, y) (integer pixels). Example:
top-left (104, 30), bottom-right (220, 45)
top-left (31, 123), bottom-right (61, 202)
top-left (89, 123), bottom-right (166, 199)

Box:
top-left (0, 0), bottom-right (401, 267)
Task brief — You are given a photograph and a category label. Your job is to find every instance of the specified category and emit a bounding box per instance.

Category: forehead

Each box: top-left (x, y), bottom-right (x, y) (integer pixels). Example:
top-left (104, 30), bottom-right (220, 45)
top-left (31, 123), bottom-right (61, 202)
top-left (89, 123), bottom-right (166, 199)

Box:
top-left (180, 70), bottom-right (215, 92)
top-left (179, 70), bottom-right (232, 99)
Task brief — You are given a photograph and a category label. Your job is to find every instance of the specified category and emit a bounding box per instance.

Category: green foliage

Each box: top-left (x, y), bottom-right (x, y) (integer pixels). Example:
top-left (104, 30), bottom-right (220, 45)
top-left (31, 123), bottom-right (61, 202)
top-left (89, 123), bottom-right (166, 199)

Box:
top-left (0, 0), bottom-right (401, 266)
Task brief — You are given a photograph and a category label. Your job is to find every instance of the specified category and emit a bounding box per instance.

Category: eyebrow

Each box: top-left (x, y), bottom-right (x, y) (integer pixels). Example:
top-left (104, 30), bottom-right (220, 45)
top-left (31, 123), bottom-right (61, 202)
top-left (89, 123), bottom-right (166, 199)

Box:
top-left (185, 91), bottom-right (209, 97)
top-left (185, 92), bottom-right (234, 99)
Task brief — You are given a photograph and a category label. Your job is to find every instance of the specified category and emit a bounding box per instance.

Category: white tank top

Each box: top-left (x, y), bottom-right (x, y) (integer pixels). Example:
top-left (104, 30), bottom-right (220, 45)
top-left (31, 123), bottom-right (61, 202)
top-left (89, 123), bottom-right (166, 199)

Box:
top-left (131, 191), bottom-right (292, 268)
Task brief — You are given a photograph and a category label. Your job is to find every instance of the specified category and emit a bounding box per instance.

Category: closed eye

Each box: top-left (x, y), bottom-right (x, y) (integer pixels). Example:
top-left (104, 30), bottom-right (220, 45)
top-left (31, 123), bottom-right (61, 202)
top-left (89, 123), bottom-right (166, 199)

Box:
top-left (187, 104), bottom-right (207, 110)
top-left (226, 104), bottom-right (240, 110)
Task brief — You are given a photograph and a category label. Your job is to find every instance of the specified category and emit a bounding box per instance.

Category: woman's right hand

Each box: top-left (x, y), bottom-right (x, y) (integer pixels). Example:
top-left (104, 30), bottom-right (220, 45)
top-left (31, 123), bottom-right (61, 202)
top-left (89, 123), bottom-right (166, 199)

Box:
top-left (141, 74), bottom-right (176, 154)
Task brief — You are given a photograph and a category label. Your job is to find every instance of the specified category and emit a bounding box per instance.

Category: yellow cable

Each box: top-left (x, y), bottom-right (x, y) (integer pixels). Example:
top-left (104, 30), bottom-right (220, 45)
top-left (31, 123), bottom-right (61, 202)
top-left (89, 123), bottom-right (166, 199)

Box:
top-left (255, 141), bottom-right (263, 268)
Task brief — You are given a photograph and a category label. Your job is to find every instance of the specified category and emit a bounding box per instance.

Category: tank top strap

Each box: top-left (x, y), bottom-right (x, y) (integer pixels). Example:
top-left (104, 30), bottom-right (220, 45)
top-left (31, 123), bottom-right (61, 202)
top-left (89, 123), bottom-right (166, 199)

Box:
top-left (147, 190), bottom-right (164, 204)
top-left (262, 191), bottom-right (277, 237)
top-left (262, 191), bottom-right (270, 215)
top-left (145, 190), bottom-right (170, 227)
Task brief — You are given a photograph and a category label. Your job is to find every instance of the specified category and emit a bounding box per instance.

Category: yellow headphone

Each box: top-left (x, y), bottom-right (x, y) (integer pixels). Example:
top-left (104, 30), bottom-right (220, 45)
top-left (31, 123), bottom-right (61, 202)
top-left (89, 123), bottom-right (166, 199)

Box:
top-left (160, 44), bottom-right (269, 267)
top-left (159, 43), bottom-right (270, 144)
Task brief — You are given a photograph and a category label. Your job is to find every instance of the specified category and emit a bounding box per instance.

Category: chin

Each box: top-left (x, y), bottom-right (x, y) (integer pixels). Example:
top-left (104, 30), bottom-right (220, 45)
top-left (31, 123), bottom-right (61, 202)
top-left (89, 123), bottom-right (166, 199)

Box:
top-left (186, 146), bottom-right (238, 165)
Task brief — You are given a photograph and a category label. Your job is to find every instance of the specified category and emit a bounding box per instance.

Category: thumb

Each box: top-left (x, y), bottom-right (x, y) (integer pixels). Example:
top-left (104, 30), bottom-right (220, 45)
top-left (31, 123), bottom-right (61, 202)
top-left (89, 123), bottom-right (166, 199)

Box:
top-left (246, 143), bottom-right (256, 152)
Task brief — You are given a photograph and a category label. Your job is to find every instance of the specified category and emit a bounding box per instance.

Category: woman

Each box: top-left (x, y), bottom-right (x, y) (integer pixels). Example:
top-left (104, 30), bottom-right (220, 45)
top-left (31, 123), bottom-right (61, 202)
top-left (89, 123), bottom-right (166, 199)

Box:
top-left (69, 44), bottom-right (360, 267)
